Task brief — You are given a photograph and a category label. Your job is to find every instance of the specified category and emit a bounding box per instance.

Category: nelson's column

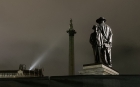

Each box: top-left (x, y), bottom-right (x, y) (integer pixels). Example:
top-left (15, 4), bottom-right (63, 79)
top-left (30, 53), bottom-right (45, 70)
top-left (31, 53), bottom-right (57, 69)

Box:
top-left (67, 19), bottom-right (76, 75)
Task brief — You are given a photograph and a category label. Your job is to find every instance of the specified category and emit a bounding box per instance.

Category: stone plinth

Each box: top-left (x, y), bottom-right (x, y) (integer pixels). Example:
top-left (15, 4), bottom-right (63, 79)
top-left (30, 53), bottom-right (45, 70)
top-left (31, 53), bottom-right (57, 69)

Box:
top-left (79, 64), bottom-right (119, 75)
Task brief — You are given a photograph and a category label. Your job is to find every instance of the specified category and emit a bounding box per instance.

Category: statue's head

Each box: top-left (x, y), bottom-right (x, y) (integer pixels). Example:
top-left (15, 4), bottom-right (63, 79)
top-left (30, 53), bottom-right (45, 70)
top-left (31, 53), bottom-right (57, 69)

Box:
top-left (96, 17), bottom-right (106, 24)
top-left (92, 25), bottom-right (97, 31)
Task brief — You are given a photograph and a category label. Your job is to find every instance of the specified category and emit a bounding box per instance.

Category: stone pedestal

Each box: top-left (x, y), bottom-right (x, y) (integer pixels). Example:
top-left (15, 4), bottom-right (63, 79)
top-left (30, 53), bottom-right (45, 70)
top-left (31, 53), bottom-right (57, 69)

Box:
top-left (79, 64), bottom-right (119, 75)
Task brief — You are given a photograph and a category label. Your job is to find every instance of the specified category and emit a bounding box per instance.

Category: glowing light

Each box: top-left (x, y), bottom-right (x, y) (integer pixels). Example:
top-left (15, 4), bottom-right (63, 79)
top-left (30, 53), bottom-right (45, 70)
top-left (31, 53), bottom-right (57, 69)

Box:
top-left (29, 34), bottom-right (65, 70)
top-left (29, 52), bottom-right (47, 70)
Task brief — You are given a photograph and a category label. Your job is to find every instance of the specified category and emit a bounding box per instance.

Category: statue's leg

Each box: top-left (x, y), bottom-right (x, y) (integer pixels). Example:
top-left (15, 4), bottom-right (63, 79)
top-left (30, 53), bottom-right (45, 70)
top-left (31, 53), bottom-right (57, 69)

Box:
top-left (92, 45), bottom-right (98, 63)
top-left (101, 47), bottom-right (108, 65)
top-left (106, 48), bottom-right (112, 67)
top-left (93, 45), bottom-right (100, 64)
top-left (96, 46), bottom-right (101, 63)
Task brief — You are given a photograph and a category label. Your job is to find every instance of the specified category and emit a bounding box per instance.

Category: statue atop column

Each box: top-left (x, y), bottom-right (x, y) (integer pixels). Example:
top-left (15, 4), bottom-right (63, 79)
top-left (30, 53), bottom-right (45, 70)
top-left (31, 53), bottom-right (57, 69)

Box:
top-left (90, 17), bottom-right (113, 67)
top-left (70, 18), bottom-right (73, 29)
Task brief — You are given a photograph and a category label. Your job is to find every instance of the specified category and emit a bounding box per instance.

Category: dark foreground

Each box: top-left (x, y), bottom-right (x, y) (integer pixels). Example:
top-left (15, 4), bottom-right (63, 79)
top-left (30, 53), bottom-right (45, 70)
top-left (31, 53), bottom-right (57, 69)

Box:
top-left (0, 75), bottom-right (140, 87)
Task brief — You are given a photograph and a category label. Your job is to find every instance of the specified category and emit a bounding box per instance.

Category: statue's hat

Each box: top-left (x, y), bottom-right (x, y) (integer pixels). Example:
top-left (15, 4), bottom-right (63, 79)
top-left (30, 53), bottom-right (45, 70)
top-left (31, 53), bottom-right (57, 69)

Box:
top-left (96, 17), bottom-right (106, 23)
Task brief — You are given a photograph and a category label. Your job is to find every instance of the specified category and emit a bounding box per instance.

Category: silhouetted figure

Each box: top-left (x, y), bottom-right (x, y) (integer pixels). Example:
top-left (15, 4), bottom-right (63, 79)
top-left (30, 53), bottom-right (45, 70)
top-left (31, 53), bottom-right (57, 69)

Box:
top-left (90, 17), bottom-right (113, 67)
top-left (19, 64), bottom-right (26, 70)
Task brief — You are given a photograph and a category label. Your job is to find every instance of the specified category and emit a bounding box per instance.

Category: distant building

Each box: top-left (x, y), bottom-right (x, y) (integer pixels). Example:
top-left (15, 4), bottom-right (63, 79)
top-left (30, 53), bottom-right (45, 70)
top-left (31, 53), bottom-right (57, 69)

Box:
top-left (0, 64), bottom-right (44, 78)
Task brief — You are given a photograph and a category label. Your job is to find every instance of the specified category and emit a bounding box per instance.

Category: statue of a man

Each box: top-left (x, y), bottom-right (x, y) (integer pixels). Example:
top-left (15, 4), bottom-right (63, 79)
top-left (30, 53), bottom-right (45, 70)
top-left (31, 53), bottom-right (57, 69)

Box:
top-left (90, 17), bottom-right (113, 67)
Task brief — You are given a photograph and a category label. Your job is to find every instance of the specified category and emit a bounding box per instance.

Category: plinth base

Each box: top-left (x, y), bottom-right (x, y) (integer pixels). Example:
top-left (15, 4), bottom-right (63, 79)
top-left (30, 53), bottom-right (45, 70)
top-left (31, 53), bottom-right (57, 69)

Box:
top-left (79, 64), bottom-right (119, 75)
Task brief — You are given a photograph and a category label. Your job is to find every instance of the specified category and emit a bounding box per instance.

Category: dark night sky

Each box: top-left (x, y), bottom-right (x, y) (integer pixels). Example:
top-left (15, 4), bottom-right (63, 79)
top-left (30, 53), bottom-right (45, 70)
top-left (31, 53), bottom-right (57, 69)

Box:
top-left (0, 0), bottom-right (140, 76)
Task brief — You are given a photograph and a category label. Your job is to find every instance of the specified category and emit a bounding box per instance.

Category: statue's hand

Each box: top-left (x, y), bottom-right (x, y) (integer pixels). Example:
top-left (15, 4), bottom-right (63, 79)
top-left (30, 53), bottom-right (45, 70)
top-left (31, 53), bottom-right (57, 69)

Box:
top-left (108, 42), bottom-right (111, 44)
top-left (108, 42), bottom-right (112, 47)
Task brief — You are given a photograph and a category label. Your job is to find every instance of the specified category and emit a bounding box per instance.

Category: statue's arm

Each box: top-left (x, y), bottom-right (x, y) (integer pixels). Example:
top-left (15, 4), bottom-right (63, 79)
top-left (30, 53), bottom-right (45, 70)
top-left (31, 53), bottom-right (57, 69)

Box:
top-left (89, 33), bottom-right (93, 45)
top-left (108, 28), bottom-right (113, 45)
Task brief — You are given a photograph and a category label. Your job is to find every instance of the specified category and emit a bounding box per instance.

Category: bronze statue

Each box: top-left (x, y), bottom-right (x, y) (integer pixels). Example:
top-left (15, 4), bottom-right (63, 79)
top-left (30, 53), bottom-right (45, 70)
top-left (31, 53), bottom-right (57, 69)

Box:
top-left (70, 18), bottom-right (73, 29)
top-left (90, 17), bottom-right (113, 67)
